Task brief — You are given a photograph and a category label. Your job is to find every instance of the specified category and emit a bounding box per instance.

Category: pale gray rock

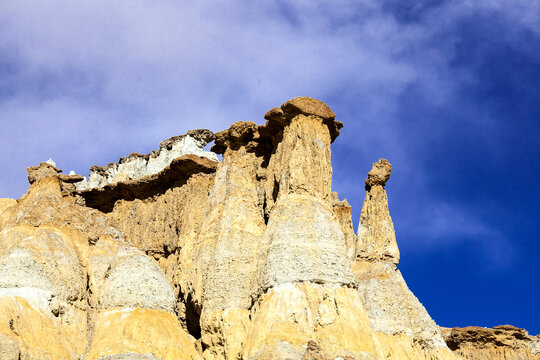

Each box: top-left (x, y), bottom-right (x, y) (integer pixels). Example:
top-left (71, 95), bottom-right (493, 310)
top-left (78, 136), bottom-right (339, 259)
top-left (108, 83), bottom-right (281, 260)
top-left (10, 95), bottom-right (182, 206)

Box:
top-left (0, 248), bottom-right (56, 311)
top-left (249, 340), bottom-right (304, 360)
top-left (0, 227), bottom-right (85, 304)
top-left (0, 227), bottom-right (87, 323)
top-left (531, 337), bottom-right (540, 355)
top-left (0, 247), bottom-right (54, 290)
top-left (97, 248), bottom-right (175, 311)
top-left (259, 195), bottom-right (355, 291)
top-left (0, 334), bottom-right (20, 360)
top-left (356, 261), bottom-right (448, 349)
top-left (75, 130), bottom-right (218, 190)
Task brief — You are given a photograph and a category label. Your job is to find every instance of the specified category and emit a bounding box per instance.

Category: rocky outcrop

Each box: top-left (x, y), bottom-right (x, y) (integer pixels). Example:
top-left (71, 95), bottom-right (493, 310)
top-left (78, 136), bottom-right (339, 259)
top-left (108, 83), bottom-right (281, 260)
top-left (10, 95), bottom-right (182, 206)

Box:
top-left (442, 325), bottom-right (540, 360)
top-left (77, 154), bottom-right (218, 212)
top-left (75, 129), bottom-right (217, 190)
top-left (0, 162), bottom-right (202, 359)
top-left (356, 159), bottom-right (398, 263)
top-left (0, 96), bottom-right (532, 360)
top-left (353, 159), bottom-right (456, 359)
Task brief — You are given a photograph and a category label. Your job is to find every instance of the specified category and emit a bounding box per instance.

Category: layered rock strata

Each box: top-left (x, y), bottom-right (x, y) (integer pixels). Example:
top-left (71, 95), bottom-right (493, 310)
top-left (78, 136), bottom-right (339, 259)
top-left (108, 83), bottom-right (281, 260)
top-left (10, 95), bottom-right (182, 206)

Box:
top-left (0, 96), bottom-right (534, 360)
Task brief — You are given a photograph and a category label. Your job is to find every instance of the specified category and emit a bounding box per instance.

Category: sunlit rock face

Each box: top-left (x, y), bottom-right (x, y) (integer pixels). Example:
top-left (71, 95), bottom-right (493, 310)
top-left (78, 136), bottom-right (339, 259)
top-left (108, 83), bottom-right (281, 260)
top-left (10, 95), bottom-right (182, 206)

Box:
top-left (441, 325), bottom-right (540, 360)
top-left (0, 97), bottom-right (531, 360)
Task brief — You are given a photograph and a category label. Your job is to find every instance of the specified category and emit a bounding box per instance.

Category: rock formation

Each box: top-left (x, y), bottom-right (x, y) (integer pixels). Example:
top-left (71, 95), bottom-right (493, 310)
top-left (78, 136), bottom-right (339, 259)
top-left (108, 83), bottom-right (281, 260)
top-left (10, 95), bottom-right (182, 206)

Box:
top-left (442, 325), bottom-right (540, 360)
top-left (0, 96), bottom-right (536, 359)
top-left (75, 129), bottom-right (217, 191)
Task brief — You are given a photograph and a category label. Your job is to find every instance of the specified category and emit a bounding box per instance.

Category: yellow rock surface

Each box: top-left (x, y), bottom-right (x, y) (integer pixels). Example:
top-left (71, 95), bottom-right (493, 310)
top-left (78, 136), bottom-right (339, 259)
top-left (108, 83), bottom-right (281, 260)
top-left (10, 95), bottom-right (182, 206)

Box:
top-left (201, 308), bottom-right (251, 360)
top-left (0, 296), bottom-right (72, 360)
top-left (0, 198), bottom-right (16, 218)
top-left (243, 283), bottom-right (382, 360)
top-left (86, 308), bottom-right (202, 360)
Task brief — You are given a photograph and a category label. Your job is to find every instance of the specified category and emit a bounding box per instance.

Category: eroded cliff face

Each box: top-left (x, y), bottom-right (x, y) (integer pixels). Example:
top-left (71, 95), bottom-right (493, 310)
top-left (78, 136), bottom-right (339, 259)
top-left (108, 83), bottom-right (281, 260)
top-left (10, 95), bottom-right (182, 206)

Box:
top-left (0, 97), bottom-right (534, 360)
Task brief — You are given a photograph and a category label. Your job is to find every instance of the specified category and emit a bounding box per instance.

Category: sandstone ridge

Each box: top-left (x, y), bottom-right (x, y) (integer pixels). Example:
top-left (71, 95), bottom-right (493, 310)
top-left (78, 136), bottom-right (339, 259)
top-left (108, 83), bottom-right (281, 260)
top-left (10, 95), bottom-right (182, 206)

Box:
top-left (0, 96), bottom-right (535, 360)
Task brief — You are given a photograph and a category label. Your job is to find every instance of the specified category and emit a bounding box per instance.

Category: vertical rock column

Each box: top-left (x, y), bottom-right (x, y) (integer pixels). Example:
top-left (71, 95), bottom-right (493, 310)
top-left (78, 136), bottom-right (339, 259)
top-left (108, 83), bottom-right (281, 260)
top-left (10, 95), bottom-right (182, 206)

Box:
top-left (354, 160), bottom-right (457, 360)
top-left (243, 98), bottom-right (382, 360)
top-left (189, 122), bottom-right (267, 360)
top-left (258, 98), bottom-right (353, 288)
top-left (356, 159), bottom-right (399, 263)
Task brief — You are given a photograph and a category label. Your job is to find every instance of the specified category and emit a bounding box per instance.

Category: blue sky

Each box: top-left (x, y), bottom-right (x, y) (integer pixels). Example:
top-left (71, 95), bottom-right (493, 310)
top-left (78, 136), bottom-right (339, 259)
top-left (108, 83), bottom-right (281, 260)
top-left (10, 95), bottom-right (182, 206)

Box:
top-left (1, 1), bottom-right (539, 334)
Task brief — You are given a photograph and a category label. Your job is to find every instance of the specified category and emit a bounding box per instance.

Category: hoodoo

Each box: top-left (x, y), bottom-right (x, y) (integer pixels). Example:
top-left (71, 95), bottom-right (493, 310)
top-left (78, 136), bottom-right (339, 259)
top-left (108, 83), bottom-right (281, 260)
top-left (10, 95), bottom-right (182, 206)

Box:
top-left (0, 97), bottom-right (537, 360)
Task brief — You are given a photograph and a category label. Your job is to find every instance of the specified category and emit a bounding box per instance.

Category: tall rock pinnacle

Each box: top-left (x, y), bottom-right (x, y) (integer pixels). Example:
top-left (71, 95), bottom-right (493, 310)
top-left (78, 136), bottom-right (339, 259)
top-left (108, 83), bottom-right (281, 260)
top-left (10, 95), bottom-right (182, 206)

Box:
top-left (356, 158), bottom-right (399, 264)
top-left (2, 96), bottom-right (532, 360)
top-left (354, 159), bottom-right (456, 359)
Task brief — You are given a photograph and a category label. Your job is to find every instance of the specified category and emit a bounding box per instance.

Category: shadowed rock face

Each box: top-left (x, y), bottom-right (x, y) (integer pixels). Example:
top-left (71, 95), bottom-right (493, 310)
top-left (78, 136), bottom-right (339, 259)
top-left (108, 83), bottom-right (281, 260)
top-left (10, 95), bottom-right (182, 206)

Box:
top-left (76, 154), bottom-right (218, 212)
top-left (0, 96), bottom-right (529, 360)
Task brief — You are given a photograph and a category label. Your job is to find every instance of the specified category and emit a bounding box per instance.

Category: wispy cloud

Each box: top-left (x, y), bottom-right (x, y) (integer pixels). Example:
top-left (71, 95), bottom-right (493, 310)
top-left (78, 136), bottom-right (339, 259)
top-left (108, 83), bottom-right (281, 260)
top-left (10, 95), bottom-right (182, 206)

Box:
top-left (395, 200), bottom-right (514, 266)
top-left (0, 1), bottom-right (537, 263)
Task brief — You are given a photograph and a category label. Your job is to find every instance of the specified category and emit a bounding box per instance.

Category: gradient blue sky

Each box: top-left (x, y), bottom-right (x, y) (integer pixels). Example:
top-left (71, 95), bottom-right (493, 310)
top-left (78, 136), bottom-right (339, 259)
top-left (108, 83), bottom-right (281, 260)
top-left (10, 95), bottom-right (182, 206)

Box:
top-left (1, 1), bottom-right (539, 334)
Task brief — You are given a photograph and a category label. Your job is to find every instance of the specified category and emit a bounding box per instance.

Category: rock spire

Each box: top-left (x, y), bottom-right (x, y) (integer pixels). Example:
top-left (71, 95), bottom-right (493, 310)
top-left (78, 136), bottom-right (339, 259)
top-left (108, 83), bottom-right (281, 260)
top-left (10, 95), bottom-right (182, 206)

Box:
top-left (0, 96), bottom-right (533, 360)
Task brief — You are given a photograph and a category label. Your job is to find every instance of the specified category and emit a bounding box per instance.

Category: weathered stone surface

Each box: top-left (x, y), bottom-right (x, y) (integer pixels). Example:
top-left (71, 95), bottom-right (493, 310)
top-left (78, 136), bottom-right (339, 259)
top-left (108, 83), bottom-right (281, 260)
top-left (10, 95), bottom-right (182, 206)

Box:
top-left (243, 283), bottom-right (381, 360)
top-left (0, 96), bottom-right (529, 360)
top-left (76, 154), bottom-right (218, 212)
top-left (98, 354), bottom-right (162, 360)
top-left (86, 308), bottom-right (201, 360)
top-left (442, 325), bottom-right (540, 360)
top-left (354, 262), bottom-right (449, 349)
top-left (212, 122), bottom-right (258, 153)
top-left (280, 97), bottom-right (342, 142)
top-left (212, 97), bottom-right (343, 156)
top-left (258, 195), bottom-right (354, 289)
top-left (0, 295), bottom-right (73, 359)
top-left (332, 193), bottom-right (357, 261)
top-left (353, 158), bottom-right (456, 360)
top-left (356, 159), bottom-right (399, 264)
top-left (190, 146), bottom-right (266, 359)
top-left (195, 148), bottom-right (265, 311)
top-left (0, 198), bottom-right (16, 217)
top-left (365, 159), bottom-right (392, 189)
top-left (0, 225), bottom-right (88, 356)
top-left (257, 111), bottom-right (354, 290)
top-left (263, 114), bottom-right (334, 208)
top-left (107, 173), bottom-right (214, 258)
top-left (200, 308), bottom-right (251, 360)
top-left (27, 162), bottom-right (61, 184)
top-left (76, 129), bottom-right (218, 190)
top-left (0, 333), bottom-right (20, 360)
top-left (96, 249), bottom-right (175, 311)
top-left (0, 161), bottom-right (199, 360)
top-left (281, 97), bottom-right (336, 120)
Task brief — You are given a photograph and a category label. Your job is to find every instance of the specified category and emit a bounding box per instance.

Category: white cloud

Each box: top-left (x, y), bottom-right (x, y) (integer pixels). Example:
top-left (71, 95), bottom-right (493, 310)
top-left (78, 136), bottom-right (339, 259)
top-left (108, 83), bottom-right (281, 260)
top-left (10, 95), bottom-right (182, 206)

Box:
top-left (0, 0), bottom-right (536, 260)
